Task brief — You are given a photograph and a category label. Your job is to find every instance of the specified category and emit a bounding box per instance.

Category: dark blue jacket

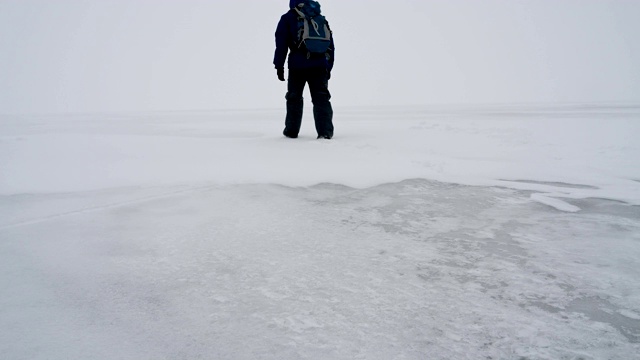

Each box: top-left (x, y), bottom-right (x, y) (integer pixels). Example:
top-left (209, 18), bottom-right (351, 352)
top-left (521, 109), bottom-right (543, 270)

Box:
top-left (273, 6), bottom-right (335, 71)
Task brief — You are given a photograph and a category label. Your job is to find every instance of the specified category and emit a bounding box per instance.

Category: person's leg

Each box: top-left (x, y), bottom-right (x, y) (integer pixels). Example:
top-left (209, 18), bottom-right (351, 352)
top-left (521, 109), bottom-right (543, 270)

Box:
top-left (283, 69), bottom-right (307, 138)
top-left (308, 68), bottom-right (334, 139)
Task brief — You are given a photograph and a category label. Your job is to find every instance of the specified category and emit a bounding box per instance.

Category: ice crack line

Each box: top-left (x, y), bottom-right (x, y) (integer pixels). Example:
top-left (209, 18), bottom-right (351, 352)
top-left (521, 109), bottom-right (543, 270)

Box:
top-left (0, 185), bottom-right (213, 231)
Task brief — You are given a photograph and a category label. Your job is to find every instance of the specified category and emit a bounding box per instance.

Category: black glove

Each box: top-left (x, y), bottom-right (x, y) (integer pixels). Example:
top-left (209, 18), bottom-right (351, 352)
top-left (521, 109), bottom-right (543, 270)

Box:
top-left (277, 68), bottom-right (285, 81)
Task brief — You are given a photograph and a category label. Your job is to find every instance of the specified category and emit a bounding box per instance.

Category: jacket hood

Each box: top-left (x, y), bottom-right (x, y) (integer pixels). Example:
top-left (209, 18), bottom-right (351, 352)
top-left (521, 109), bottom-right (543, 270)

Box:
top-left (289, 0), bottom-right (301, 8)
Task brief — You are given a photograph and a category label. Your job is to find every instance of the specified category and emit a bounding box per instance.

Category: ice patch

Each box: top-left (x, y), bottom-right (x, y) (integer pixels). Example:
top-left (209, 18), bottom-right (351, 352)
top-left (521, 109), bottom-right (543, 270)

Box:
top-left (619, 309), bottom-right (640, 321)
top-left (566, 297), bottom-right (640, 343)
top-left (2, 180), bottom-right (640, 358)
top-left (530, 193), bottom-right (581, 212)
top-left (503, 179), bottom-right (599, 190)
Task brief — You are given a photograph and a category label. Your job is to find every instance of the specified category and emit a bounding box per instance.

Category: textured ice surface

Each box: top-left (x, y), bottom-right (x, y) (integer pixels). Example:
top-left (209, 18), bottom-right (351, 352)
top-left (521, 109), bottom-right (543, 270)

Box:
top-left (1, 180), bottom-right (639, 359)
top-left (1, 105), bottom-right (639, 359)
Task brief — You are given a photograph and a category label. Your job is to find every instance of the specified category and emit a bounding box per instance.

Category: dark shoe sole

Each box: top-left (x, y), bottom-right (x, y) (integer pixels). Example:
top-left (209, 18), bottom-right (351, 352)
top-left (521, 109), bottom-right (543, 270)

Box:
top-left (283, 131), bottom-right (298, 139)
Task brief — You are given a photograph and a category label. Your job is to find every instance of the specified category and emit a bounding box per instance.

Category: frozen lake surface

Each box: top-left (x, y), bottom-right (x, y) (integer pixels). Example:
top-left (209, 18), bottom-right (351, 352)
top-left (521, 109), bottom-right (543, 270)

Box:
top-left (1, 105), bottom-right (639, 359)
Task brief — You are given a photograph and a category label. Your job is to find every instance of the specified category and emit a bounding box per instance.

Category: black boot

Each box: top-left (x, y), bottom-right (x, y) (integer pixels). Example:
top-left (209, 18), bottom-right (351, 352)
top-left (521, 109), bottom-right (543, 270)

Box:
top-left (283, 130), bottom-right (298, 138)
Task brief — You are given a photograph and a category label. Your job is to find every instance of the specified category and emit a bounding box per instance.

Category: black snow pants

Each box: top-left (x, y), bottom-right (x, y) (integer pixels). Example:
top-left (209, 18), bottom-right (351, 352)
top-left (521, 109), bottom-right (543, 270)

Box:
top-left (283, 67), bottom-right (334, 138)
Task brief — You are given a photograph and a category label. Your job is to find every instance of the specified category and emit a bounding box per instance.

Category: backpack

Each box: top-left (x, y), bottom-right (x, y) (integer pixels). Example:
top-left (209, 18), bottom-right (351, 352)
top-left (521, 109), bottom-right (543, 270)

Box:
top-left (293, 1), bottom-right (331, 56)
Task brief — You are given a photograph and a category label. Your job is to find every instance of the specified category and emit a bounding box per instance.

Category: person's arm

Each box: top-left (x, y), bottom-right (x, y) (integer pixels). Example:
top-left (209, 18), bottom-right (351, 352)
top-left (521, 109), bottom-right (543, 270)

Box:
top-left (326, 21), bottom-right (335, 72)
top-left (328, 33), bottom-right (335, 72)
top-left (273, 15), bottom-right (289, 70)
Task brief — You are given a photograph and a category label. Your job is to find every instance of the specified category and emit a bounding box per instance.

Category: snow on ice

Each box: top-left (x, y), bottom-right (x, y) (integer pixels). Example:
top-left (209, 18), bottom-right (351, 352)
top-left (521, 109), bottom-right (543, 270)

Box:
top-left (1, 104), bottom-right (639, 359)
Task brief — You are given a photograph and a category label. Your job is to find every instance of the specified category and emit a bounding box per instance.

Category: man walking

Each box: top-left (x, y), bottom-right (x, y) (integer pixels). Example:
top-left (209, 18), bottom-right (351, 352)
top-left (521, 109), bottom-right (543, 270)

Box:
top-left (274, 0), bottom-right (335, 139)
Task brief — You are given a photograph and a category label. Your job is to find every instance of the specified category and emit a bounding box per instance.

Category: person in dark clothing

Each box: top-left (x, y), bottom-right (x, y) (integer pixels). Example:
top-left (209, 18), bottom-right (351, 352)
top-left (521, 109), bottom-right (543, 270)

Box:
top-left (274, 0), bottom-right (335, 139)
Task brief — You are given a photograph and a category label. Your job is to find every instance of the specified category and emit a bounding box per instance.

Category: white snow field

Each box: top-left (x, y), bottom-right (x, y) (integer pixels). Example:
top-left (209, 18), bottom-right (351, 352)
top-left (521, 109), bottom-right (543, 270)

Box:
top-left (1, 104), bottom-right (640, 359)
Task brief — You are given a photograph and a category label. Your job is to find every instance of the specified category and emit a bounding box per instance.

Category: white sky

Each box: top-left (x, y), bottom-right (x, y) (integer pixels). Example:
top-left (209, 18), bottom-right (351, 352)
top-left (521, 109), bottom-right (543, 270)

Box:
top-left (1, 0), bottom-right (639, 114)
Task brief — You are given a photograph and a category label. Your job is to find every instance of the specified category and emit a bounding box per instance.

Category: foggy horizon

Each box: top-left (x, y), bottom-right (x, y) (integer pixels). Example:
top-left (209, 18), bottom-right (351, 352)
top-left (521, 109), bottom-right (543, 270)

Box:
top-left (1, 0), bottom-right (639, 114)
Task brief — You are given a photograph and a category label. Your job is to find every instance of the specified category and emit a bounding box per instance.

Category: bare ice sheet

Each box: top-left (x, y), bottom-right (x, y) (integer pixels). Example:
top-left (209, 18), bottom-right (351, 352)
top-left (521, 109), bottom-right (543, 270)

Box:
top-left (1, 180), bottom-right (639, 359)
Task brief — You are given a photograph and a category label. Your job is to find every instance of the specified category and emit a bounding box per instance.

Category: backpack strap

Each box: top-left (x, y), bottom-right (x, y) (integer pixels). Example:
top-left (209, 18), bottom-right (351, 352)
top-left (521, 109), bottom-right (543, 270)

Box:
top-left (293, 8), bottom-right (306, 50)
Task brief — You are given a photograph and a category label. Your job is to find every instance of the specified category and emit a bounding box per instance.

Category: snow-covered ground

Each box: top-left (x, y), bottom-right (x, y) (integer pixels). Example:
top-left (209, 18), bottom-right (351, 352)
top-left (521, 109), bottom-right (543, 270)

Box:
top-left (1, 104), bottom-right (639, 359)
